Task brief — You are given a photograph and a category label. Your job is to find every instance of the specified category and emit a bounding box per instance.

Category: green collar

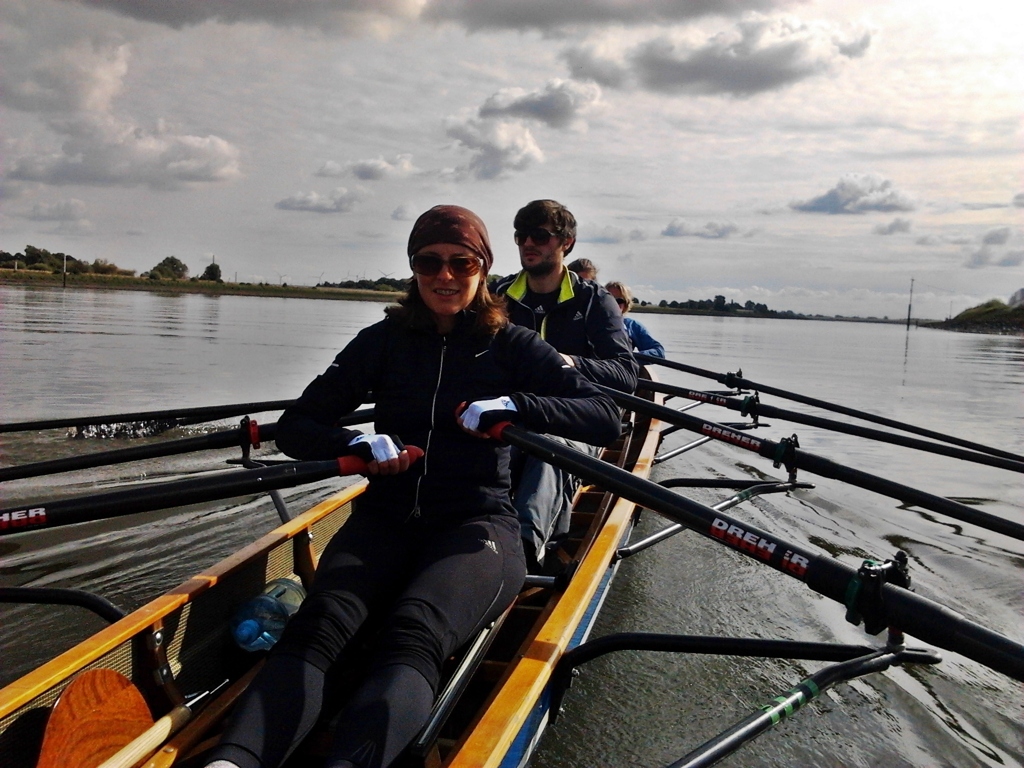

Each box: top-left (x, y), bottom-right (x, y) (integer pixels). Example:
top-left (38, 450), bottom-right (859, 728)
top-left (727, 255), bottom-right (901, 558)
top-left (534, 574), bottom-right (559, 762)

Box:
top-left (505, 269), bottom-right (576, 304)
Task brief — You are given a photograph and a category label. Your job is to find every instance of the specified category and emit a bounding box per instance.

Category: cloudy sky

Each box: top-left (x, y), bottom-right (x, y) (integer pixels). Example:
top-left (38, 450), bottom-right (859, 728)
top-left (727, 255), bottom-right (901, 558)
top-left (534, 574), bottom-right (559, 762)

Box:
top-left (2, 0), bottom-right (1021, 318)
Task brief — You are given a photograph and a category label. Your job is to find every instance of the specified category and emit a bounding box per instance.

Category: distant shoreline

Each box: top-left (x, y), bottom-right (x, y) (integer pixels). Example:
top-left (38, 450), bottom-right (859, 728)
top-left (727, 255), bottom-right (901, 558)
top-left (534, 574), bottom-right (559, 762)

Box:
top-left (0, 269), bottom-right (956, 328)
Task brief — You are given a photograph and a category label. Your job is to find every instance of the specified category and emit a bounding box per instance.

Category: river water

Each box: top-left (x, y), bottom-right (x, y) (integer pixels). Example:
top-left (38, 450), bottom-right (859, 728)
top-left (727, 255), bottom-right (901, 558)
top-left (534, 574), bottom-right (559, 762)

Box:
top-left (1, 285), bottom-right (1022, 767)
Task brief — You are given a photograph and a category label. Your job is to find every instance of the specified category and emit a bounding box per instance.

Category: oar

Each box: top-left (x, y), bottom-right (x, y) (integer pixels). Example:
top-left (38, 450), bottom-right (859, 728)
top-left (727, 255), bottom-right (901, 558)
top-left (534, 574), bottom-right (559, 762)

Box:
top-left (0, 409), bottom-right (374, 483)
top-left (601, 387), bottom-right (1024, 542)
top-left (638, 353), bottom-right (1024, 463)
top-left (0, 399), bottom-right (295, 434)
top-left (636, 380), bottom-right (1024, 474)
top-left (484, 423), bottom-right (1024, 682)
top-left (94, 681), bottom-right (228, 768)
top-left (36, 669), bottom-right (154, 768)
top-left (0, 446), bottom-right (423, 537)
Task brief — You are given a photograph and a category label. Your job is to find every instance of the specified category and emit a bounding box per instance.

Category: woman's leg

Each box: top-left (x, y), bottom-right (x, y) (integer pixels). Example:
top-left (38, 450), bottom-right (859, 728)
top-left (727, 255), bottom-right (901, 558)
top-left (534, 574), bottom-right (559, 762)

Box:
top-left (206, 509), bottom-right (414, 768)
top-left (326, 514), bottom-right (526, 768)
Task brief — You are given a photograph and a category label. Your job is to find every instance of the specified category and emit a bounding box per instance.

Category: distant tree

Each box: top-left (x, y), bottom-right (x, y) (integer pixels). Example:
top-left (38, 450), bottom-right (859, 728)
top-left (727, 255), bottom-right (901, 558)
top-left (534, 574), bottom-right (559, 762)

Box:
top-left (148, 256), bottom-right (189, 280)
top-left (658, 300), bottom-right (668, 308)
top-left (91, 259), bottom-right (119, 275)
top-left (713, 295), bottom-right (726, 311)
top-left (200, 262), bottom-right (223, 282)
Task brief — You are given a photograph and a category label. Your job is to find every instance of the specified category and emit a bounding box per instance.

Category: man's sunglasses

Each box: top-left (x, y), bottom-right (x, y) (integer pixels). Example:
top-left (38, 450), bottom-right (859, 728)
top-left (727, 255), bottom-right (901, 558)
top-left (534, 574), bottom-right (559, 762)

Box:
top-left (514, 228), bottom-right (557, 246)
top-left (614, 298), bottom-right (628, 307)
top-left (410, 254), bottom-right (482, 278)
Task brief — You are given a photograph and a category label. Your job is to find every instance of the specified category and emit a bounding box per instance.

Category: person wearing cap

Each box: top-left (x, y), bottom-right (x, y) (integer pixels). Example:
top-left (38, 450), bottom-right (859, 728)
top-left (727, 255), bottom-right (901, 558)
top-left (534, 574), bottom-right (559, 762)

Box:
top-left (494, 200), bottom-right (637, 572)
top-left (605, 281), bottom-right (665, 358)
top-left (204, 205), bottom-right (619, 768)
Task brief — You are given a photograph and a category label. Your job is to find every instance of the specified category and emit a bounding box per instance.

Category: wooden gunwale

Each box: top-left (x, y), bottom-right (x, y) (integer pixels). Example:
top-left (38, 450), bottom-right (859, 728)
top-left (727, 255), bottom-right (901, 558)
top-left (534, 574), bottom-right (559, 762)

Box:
top-left (0, 481), bottom-right (366, 718)
top-left (445, 409), bottom-right (662, 768)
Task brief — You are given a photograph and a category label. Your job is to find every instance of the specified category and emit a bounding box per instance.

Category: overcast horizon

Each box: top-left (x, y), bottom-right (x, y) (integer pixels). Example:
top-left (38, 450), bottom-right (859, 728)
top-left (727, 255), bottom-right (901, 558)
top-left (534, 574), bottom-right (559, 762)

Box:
top-left (2, 0), bottom-right (1021, 319)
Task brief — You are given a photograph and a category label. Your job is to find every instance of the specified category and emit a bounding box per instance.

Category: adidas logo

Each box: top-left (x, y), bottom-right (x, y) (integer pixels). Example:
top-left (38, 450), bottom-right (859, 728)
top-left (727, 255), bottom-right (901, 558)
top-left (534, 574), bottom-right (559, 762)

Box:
top-left (481, 539), bottom-right (498, 554)
top-left (573, 311), bottom-right (583, 321)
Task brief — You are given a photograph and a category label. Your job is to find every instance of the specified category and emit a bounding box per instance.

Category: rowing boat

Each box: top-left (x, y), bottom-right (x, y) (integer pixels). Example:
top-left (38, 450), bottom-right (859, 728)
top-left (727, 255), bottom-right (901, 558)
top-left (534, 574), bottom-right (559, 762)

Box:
top-left (0, 380), bottom-right (663, 768)
top-left (1, 351), bottom-right (1022, 768)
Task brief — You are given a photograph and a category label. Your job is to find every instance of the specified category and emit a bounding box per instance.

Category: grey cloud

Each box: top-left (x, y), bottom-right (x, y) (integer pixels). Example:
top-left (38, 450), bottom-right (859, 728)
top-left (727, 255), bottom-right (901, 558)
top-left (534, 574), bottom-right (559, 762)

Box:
top-left (444, 116), bottom-right (543, 180)
top-left (275, 187), bottom-right (363, 213)
top-left (479, 80), bottom-right (600, 129)
top-left (1013, 192), bottom-right (1024, 208)
top-left (873, 218), bottom-right (911, 235)
top-left (316, 161), bottom-right (346, 177)
top-left (29, 198), bottom-right (88, 221)
top-left (9, 115), bottom-right (242, 189)
top-left (564, 18), bottom-right (868, 97)
top-left (835, 31), bottom-right (870, 58)
top-left (964, 248), bottom-right (990, 269)
top-left (662, 219), bottom-right (739, 238)
top-left (424, 0), bottom-right (797, 32)
top-left (580, 225), bottom-right (646, 244)
top-left (391, 205), bottom-right (413, 221)
top-left (962, 202), bottom-right (1008, 210)
top-left (58, 0), bottom-right (422, 31)
top-left (791, 173), bottom-right (914, 214)
top-left (997, 251), bottom-right (1024, 267)
top-left (982, 226), bottom-right (1011, 246)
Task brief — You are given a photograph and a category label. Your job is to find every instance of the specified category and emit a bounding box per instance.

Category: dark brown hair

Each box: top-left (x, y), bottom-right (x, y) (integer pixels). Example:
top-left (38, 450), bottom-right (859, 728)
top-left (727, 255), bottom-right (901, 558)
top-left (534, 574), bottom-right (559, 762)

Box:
top-left (514, 199), bottom-right (577, 254)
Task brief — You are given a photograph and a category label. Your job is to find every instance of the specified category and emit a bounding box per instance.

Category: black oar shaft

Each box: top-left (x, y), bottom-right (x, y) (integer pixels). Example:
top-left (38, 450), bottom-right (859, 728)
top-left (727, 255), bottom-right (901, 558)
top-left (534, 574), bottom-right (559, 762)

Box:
top-left (497, 425), bottom-right (1024, 681)
top-left (638, 354), bottom-right (1024, 463)
top-left (638, 380), bottom-right (1024, 474)
top-left (0, 399), bottom-right (295, 434)
top-left (605, 388), bottom-right (1024, 542)
top-left (0, 460), bottom-right (344, 536)
top-left (0, 409), bottom-right (374, 483)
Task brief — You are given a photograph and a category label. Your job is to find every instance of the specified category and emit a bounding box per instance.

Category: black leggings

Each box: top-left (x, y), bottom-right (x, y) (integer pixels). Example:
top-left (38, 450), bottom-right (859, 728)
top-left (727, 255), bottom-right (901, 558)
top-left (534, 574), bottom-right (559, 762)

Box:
top-left (208, 509), bottom-right (526, 768)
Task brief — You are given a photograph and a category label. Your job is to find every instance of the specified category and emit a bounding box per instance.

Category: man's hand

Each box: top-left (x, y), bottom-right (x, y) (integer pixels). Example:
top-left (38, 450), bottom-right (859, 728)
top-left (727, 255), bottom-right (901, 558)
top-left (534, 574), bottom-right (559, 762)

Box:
top-left (458, 396), bottom-right (518, 437)
top-left (560, 353), bottom-right (576, 367)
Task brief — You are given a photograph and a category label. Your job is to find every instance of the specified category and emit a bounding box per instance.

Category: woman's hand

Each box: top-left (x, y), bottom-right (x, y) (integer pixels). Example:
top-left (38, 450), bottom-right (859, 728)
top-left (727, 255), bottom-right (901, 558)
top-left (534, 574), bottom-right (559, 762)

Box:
top-left (346, 434), bottom-right (412, 475)
top-left (457, 396), bottom-right (518, 438)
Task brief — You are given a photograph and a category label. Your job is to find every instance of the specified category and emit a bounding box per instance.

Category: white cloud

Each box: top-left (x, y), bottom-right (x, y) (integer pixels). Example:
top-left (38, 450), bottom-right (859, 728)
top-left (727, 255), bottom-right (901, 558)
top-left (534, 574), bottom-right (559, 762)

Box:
top-left (316, 154), bottom-right (416, 180)
top-left (9, 114), bottom-right (242, 189)
top-left (1013, 192), bottom-right (1024, 208)
top-left (274, 187), bottom-right (364, 213)
top-left (563, 17), bottom-right (870, 97)
top-left (444, 116), bottom-right (543, 180)
top-left (662, 219), bottom-right (740, 238)
top-left (791, 173), bottom-right (915, 214)
top-left (873, 218), bottom-right (911, 235)
top-left (479, 80), bottom-right (601, 129)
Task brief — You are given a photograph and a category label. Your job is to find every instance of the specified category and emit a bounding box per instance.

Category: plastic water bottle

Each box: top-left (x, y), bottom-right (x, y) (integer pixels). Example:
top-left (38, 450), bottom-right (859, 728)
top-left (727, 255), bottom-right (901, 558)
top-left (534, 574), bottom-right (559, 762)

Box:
top-left (231, 577), bottom-right (306, 652)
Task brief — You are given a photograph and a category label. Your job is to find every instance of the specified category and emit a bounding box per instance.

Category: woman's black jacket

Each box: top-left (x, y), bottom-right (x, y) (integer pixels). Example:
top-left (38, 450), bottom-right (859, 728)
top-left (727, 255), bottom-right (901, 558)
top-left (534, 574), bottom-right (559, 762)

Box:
top-left (275, 312), bottom-right (621, 529)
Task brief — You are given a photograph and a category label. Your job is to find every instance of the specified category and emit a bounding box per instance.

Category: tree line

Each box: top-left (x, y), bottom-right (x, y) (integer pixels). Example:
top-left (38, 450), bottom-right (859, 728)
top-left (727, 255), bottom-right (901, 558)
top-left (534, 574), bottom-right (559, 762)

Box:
top-left (0, 246), bottom-right (222, 282)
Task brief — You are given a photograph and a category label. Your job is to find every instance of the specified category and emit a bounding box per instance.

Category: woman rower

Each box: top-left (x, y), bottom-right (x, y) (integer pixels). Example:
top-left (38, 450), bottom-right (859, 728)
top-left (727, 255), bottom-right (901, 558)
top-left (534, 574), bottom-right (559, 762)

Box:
top-left (606, 281), bottom-right (665, 358)
top-left (204, 205), bottom-right (620, 768)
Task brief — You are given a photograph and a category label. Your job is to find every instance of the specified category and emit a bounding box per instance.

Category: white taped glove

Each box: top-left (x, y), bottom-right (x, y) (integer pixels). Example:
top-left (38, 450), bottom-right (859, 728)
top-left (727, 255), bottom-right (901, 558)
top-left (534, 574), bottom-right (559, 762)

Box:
top-left (347, 433), bottom-right (402, 463)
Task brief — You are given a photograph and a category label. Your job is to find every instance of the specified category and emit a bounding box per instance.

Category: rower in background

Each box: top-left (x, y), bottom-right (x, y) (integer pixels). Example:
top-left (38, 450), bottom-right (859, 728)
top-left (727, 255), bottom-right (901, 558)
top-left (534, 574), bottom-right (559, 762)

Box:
top-left (606, 281), bottom-right (666, 359)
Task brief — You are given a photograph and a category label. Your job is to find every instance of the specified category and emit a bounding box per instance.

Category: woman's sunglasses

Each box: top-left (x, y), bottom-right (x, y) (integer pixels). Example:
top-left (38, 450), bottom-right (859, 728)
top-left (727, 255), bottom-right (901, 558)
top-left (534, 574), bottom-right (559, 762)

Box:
top-left (614, 298), bottom-right (628, 307)
top-left (514, 228), bottom-right (557, 246)
top-left (410, 254), bottom-right (482, 278)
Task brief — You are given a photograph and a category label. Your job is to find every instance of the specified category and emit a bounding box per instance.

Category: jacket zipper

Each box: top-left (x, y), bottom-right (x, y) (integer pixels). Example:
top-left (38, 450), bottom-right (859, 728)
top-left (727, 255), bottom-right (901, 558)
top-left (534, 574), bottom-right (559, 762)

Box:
top-left (408, 335), bottom-right (447, 521)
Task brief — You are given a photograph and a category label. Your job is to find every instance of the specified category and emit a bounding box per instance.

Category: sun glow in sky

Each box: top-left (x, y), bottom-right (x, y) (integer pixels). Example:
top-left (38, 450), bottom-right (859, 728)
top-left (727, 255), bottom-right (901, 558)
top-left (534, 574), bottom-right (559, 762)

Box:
top-left (2, 0), bottom-right (1021, 317)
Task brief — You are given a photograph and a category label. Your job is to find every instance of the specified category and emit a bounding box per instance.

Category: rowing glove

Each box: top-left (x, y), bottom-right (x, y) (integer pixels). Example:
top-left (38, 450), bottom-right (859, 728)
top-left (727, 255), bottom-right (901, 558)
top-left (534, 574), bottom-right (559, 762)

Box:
top-left (460, 396), bottom-right (518, 433)
top-left (346, 433), bottom-right (404, 463)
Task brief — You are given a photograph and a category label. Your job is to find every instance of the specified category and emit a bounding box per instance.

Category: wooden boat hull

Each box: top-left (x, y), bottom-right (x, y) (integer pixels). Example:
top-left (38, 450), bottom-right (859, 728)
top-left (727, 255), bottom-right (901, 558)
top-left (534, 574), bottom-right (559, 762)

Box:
top-left (0, 389), bottom-right (661, 768)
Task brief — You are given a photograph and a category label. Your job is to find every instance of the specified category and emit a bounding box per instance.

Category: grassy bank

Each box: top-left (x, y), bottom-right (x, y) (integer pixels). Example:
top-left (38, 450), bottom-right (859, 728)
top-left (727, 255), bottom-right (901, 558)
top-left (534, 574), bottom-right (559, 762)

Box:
top-left (920, 300), bottom-right (1024, 335)
top-left (0, 269), bottom-right (401, 303)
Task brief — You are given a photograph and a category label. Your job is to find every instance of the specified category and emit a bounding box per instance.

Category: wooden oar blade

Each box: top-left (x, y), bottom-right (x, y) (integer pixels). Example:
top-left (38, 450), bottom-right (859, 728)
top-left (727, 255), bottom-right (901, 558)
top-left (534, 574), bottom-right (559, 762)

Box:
top-left (36, 669), bottom-right (153, 768)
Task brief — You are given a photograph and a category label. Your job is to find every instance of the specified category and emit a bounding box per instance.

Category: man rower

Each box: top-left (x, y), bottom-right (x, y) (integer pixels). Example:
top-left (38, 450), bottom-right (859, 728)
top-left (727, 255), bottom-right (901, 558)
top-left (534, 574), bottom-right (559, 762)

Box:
top-left (494, 199), bottom-right (638, 570)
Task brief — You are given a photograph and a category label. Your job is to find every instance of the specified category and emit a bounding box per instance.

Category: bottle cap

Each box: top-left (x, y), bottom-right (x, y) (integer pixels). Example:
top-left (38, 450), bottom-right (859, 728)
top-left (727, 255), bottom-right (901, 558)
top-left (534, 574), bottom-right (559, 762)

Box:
top-left (234, 618), bottom-right (260, 645)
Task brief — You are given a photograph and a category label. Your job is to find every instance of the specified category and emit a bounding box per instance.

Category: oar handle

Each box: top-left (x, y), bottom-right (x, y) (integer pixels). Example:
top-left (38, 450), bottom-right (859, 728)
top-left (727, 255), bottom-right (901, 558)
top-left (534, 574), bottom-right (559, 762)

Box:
top-left (336, 445), bottom-right (424, 475)
top-left (94, 705), bottom-right (191, 768)
top-left (485, 422), bottom-right (514, 441)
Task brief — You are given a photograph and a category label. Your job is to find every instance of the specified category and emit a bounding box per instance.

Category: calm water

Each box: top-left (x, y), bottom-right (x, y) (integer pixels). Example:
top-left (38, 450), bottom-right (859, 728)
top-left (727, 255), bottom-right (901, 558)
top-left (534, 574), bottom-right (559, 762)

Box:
top-left (1, 285), bottom-right (1022, 767)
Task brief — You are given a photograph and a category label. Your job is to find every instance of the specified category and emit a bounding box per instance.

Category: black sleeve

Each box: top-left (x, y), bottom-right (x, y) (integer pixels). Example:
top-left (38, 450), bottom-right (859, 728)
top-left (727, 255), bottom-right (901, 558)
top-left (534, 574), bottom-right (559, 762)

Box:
top-left (570, 289), bottom-right (639, 393)
top-left (499, 326), bottom-right (622, 447)
top-left (274, 322), bottom-right (386, 460)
